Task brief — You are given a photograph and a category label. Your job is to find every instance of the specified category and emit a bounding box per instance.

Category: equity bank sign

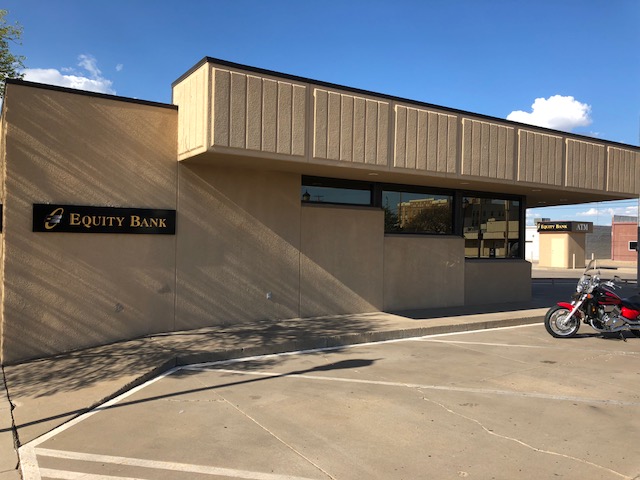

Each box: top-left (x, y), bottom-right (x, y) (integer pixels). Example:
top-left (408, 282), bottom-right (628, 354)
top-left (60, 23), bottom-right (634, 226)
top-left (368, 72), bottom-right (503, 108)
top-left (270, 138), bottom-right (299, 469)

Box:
top-left (536, 221), bottom-right (593, 234)
top-left (33, 204), bottom-right (176, 234)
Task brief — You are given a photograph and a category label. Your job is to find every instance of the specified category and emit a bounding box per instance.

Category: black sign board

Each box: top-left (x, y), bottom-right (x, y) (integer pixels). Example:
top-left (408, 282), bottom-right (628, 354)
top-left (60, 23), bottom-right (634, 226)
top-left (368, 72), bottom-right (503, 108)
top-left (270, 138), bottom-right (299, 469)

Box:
top-left (33, 204), bottom-right (176, 234)
top-left (537, 221), bottom-right (593, 233)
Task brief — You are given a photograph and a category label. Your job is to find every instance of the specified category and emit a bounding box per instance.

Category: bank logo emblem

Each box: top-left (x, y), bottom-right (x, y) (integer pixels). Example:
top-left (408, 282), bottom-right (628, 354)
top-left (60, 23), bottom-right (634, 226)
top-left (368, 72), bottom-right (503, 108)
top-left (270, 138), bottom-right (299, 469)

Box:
top-left (44, 207), bottom-right (64, 230)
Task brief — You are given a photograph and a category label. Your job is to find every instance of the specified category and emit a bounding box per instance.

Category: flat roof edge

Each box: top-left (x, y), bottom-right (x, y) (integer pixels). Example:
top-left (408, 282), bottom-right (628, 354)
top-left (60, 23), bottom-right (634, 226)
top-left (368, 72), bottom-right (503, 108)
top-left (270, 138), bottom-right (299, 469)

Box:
top-left (5, 78), bottom-right (178, 110)
top-left (173, 57), bottom-right (640, 151)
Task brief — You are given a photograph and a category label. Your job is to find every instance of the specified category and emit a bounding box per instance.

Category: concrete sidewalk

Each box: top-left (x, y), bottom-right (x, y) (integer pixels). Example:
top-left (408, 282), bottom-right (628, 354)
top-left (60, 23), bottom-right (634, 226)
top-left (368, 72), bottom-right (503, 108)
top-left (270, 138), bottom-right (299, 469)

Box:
top-left (0, 264), bottom-right (637, 479)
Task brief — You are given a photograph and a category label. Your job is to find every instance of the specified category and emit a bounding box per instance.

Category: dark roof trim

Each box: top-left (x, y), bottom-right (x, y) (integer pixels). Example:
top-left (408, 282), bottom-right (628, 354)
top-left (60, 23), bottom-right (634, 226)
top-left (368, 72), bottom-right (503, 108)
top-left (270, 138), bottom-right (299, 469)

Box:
top-left (5, 78), bottom-right (177, 110)
top-left (174, 56), bottom-right (639, 151)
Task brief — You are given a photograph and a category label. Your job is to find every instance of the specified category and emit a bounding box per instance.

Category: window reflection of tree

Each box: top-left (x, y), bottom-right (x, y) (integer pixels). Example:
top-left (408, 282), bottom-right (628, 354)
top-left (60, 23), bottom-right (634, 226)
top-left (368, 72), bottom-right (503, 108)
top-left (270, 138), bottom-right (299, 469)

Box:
top-left (403, 204), bottom-right (451, 233)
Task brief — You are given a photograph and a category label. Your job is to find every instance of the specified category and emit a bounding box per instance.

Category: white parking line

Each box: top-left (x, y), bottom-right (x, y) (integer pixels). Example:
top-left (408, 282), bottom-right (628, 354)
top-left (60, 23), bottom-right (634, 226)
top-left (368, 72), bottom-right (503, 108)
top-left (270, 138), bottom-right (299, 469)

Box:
top-left (189, 367), bottom-right (640, 407)
top-left (38, 469), bottom-right (144, 480)
top-left (19, 368), bottom-right (180, 480)
top-left (36, 448), bottom-right (318, 480)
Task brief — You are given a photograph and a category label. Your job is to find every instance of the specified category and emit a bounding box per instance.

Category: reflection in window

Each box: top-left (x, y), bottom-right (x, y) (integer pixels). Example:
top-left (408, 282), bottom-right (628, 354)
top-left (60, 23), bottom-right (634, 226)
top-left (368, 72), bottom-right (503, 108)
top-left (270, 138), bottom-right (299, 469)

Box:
top-left (463, 197), bottom-right (521, 258)
top-left (301, 177), bottom-right (372, 206)
top-left (384, 190), bottom-right (453, 234)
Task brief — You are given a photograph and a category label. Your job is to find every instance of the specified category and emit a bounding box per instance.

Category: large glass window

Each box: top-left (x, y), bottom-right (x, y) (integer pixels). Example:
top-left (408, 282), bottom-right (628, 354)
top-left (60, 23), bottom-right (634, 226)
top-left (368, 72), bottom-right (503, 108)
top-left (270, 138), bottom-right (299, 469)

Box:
top-left (463, 197), bottom-right (521, 258)
top-left (301, 176), bottom-right (522, 257)
top-left (301, 176), bottom-right (373, 206)
top-left (383, 189), bottom-right (453, 234)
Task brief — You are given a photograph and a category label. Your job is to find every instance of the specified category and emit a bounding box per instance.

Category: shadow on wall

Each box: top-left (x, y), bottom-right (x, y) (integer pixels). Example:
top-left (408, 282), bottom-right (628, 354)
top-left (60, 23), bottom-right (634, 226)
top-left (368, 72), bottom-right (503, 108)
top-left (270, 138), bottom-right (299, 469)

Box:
top-left (2, 88), bottom-right (385, 366)
top-left (2, 91), bottom-right (178, 364)
top-left (175, 164), bottom-right (379, 331)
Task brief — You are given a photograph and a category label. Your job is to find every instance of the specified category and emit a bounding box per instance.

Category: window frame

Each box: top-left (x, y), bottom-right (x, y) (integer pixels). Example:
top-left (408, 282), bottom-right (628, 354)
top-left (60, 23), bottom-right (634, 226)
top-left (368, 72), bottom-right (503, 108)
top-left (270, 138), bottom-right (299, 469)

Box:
top-left (300, 176), bottom-right (526, 259)
top-left (461, 191), bottom-right (524, 260)
top-left (380, 183), bottom-right (456, 236)
top-left (301, 176), bottom-right (375, 207)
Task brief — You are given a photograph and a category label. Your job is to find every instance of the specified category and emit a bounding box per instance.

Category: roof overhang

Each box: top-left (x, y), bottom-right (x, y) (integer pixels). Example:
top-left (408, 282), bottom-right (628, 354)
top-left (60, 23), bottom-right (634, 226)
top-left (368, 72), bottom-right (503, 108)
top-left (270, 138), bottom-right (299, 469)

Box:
top-left (173, 57), bottom-right (640, 209)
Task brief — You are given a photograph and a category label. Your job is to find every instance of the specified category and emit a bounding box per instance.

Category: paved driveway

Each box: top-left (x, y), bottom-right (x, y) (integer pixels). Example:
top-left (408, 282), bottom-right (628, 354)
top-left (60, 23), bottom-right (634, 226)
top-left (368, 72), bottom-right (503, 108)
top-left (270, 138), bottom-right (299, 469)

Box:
top-left (20, 324), bottom-right (640, 480)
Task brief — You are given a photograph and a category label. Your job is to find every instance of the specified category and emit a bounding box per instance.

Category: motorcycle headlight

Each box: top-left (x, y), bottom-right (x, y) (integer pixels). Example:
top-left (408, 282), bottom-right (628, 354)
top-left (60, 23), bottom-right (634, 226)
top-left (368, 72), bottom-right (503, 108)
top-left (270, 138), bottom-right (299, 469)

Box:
top-left (576, 275), bottom-right (587, 293)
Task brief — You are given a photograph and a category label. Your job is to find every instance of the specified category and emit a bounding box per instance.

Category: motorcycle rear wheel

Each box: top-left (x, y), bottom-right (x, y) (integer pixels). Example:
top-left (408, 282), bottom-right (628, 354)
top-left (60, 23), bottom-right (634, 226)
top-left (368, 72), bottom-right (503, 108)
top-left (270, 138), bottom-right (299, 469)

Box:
top-left (545, 306), bottom-right (580, 338)
top-left (630, 329), bottom-right (640, 338)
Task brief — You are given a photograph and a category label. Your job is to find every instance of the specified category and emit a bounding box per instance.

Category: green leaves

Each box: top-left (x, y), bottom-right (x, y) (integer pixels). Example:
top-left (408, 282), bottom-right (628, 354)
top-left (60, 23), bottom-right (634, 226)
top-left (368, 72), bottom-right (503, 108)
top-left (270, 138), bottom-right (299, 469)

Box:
top-left (0, 9), bottom-right (25, 98)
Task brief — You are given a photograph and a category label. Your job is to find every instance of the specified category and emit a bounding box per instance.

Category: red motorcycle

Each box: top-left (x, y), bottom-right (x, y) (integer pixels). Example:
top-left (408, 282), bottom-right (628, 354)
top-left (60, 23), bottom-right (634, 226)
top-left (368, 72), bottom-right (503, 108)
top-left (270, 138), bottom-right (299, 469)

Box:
top-left (545, 260), bottom-right (640, 338)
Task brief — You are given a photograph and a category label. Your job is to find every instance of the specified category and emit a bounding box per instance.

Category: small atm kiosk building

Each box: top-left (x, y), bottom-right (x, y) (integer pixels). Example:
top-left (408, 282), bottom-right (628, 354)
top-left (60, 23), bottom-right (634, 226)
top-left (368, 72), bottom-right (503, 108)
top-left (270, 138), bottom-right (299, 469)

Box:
top-left (537, 221), bottom-right (594, 269)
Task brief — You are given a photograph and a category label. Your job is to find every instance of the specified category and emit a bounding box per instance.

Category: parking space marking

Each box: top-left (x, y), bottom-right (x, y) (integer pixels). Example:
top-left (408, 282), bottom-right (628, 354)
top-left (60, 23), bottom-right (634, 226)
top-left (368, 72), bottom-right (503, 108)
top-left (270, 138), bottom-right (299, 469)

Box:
top-left (38, 469), bottom-right (143, 480)
top-left (419, 338), bottom-right (640, 355)
top-left (19, 323), bottom-right (639, 480)
top-left (189, 367), bottom-right (640, 407)
top-left (35, 448), bottom-right (319, 480)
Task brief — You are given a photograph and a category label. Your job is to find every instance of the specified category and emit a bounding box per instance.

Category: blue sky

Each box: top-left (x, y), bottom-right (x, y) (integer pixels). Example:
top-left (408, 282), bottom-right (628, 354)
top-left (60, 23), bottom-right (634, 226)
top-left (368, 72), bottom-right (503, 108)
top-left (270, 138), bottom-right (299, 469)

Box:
top-left (4, 0), bottom-right (639, 225)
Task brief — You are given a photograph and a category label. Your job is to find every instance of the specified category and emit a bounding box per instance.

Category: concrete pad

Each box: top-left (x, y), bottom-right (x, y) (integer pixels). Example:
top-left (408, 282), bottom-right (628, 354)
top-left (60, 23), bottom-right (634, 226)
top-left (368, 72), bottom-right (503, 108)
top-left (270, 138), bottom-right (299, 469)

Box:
top-left (4, 338), bottom-right (176, 445)
top-left (0, 374), bottom-right (18, 476)
top-left (20, 326), bottom-right (639, 479)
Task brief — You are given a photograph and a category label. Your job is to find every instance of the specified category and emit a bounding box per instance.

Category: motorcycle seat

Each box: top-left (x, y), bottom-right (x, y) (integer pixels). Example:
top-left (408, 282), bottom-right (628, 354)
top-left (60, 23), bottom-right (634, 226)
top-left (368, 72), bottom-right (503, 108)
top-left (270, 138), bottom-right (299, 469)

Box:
top-left (622, 294), bottom-right (640, 310)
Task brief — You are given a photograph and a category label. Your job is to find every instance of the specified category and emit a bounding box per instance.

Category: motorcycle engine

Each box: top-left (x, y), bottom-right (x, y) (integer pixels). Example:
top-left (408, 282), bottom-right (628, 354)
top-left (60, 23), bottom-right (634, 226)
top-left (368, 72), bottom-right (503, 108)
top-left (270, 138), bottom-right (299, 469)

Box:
top-left (598, 306), bottom-right (623, 329)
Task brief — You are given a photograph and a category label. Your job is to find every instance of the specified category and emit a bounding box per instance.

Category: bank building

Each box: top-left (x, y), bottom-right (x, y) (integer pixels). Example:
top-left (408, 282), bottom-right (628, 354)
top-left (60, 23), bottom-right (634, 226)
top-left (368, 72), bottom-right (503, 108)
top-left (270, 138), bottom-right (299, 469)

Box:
top-left (1, 57), bottom-right (638, 364)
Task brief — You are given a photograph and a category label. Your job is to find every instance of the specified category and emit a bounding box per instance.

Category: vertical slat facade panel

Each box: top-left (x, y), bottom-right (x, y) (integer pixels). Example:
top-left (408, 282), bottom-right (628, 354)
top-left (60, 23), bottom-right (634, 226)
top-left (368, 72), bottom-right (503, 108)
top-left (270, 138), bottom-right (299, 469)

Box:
top-left (364, 100), bottom-right (378, 165)
top-left (566, 139), bottom-right (605, 190)
top-left (416, 110), bottom-right (427, 170)
top-left (376, 101), bottom-right (388, 166)
top-left (394, 105), bottom-right (407, 168)
top-left (208, 68), bottom-right (306, 157)
top-left (246, 75), bottom-right (262, 151)
top-left (405, 107), bottom-right (417, 169)
top-left (340, 95), bottom-right (354, 162)
top-left (462, 118), bottom-right (514, 179)
top-left (276, 82), bottom-right (292, 155)
top-left (312, 88), bottom-right (388, 165)
top-left (446, 115), bottom-right (457, 173)
top-left (229, 72), bottom-right (246, 149)
top-left (261, 79), bottom-right (278, 153)
top-left (516, 130), bottom-right (563, 186)
top-left (291, 85), bottom-right (306, 156)
top-left (394, 105), bottom-right (457, 173)
top-left (327, 91), bottom-right (341, 160)
top-left (353, 97), bottom-right (366, 163)
top-left (313, 89), bottom-right (328, 159)
top-left (212, 69), bottom-right (230, 147)
top-left (608, 147), bottom-right (640, 194)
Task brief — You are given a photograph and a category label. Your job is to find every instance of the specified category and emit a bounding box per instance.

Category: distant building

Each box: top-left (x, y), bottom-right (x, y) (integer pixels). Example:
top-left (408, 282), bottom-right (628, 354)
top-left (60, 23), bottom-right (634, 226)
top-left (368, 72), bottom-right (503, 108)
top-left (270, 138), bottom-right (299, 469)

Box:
top-left (527, 216), bottom-right (637, 263)
top-left (611, 215), bottom-right (638, 261)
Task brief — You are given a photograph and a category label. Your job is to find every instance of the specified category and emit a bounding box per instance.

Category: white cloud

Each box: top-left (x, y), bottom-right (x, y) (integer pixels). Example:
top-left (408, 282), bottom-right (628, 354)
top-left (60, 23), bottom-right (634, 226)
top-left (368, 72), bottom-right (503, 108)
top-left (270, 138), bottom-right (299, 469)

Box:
top-left (577, 207), bottom-right (616, 218)
top-left (23, 54), bottom-right (115, 95)
top-left (507, 95), bottom-right (592, 132)
top-left (116, 64), bottom-right (124, 72)
top-left (577, 205), bottom-right (638, 218)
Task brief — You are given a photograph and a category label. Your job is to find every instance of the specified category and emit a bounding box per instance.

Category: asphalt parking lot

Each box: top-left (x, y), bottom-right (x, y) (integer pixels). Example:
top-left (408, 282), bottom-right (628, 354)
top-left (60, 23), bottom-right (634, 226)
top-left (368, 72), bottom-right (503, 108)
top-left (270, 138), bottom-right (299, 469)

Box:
top-left (19, 323), bottom-right (640, 480)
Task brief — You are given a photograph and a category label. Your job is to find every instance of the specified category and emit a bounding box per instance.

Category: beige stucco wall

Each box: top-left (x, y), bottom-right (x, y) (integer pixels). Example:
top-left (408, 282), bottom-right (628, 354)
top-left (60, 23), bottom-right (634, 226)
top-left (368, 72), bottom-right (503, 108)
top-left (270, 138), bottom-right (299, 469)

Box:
top-left (464, 260), bottom-right (531, 306)
top-left (1, 85), bottom-right (178, 364)
top-left (175, 165), bottom-right (301, 329)
top-left (175, 170), bottom-right (387, 324)
top-left (383, 236), bottom-right (464, 311)
top-left (300, 206), bottom-right (384, 316)
top-left (538, 233), bottom-right (586, 269)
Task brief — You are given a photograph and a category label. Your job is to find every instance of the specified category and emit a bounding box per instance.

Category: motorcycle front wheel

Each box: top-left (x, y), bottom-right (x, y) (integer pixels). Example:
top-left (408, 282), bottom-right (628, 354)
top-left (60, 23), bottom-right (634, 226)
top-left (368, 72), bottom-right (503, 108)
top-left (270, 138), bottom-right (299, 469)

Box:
top-left (545, 306), bottom-right (580, 338)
